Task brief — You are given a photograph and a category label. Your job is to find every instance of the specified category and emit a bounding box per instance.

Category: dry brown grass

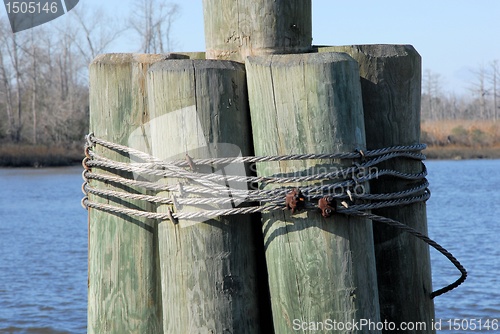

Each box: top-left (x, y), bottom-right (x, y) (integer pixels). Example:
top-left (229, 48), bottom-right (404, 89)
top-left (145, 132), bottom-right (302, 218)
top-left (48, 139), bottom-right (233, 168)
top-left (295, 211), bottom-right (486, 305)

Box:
top-left (421, 120), bottom-right (500, 146)
top-left (421, 120), bottom-right (500, 159)
top-left (2, 120), bottom-right (499, 166)
top-left (0, 143), bottom-right (82, 167)
top-left (423, 145), bottom-right (500, 160)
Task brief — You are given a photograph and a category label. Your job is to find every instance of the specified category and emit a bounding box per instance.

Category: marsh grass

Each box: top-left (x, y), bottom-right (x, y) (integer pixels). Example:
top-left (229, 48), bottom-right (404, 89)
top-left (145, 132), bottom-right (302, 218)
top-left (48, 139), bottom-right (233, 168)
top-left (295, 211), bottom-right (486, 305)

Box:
top-left (421, 120), bottom-right (500, 159)
top-left (2, 120), bottom-right (500, 166)
top-left (0, 144), bottom-right (83, 167)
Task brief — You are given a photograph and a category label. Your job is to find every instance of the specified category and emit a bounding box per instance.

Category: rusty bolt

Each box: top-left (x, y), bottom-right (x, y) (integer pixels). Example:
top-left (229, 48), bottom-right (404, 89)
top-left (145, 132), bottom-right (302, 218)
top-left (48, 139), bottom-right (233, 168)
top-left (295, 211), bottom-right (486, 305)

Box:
top-left (318, 196), bottom-right (335, 218)
top-left (285, 188), bottom-right (305, 214)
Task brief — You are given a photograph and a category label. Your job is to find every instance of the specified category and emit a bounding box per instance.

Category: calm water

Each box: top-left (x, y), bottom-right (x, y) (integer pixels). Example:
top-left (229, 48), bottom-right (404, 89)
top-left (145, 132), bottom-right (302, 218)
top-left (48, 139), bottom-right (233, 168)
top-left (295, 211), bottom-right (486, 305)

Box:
top-left (0, 167), bottom-right (87, 333)
top-left (427, 160), bottom-right (500, 332)
top-left (0, 161), bottom-right (499, 333)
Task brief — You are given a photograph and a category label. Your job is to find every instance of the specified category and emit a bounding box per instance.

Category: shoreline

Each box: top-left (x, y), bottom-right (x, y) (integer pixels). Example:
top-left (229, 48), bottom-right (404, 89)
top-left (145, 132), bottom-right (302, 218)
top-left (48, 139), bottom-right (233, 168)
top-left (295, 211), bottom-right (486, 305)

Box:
top-left (421, 120), bottom-right (500, 159)
top-left (423, 145), bottom-right (500, 160)
top-left (0, 144), bottom-right (82, 168)
top-left (1, 144), bottom-right (500, 168)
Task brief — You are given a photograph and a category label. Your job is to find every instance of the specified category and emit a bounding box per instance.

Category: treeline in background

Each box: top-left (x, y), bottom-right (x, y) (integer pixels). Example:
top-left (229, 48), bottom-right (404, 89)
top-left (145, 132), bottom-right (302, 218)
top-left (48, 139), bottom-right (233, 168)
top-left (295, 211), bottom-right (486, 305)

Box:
top-left (0, 0), bottom-right (179, 166)
top-left (0, 1), bottom-right (498, 165)
top-left (421, 66), bottom-right (500, 158)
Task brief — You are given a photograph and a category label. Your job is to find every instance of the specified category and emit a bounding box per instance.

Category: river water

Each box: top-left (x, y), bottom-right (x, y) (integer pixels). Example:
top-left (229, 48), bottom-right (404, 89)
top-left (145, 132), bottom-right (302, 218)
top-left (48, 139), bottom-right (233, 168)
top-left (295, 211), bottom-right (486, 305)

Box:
top-left (0, 167), bottom-right (87, 333)
top-left (0, 160), bottom-right (499, 333)
top-left (427, 160), bottom-right (500, 332)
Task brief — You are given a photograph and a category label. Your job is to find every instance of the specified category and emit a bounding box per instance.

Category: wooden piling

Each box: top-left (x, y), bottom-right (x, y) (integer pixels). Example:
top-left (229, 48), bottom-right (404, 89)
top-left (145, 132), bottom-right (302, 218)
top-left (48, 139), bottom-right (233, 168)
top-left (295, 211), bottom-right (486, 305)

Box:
top-left (202, 0), bottom-right (312, 62)
top-left (88, 53), bottom-right (185, 333)
top-left (319, 45), bottom-right (435, 331)
top-left (246, 52), bottom-right (381, 333)
top-left (146, 59), bottom-right (262, 333)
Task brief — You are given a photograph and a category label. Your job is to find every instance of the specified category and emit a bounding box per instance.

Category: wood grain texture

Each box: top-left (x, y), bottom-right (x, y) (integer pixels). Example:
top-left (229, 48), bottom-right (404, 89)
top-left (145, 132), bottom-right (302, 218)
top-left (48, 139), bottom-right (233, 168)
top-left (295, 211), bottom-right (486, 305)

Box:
top-left (147, 59), bottom-right (262, 333)
top-left (246, 52), bottom-right (381, 333)
top-left (174, 51), bottom-right (206, 59)
top-left (88, 53), bottom-right (183, 333)
top-left (319, 45), bottom-right (435, 332)
top-left (202, 0), bottom-right (312, 62)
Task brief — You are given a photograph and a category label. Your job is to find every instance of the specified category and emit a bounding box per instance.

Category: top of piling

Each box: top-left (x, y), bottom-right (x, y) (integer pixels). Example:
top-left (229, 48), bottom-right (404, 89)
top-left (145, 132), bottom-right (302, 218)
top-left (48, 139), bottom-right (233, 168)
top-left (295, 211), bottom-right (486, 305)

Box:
top-left (202, 0), bottom-right (312, 62)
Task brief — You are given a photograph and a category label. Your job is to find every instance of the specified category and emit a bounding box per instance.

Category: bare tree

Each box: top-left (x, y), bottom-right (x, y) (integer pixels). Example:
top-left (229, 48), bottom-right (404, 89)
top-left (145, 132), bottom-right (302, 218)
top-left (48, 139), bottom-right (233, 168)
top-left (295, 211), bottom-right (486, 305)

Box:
top-left (69, 6), bottom-right (126, 65)
top-left (0, 20), bottom-right (15, 140)
top-left (0, 14), bottom-right (90, 145)
top-left (129, 0), bottom-right (179, 53)
top-left (0, 2), bottom-right (181, 152)
top-left (1, 22), bottom-right (25, 142)
top-left (489, 60), bottom-right (499, 121)
top-left (30, 29), bottom-right (38, 144)
top-left (469, 64), bottom-right (489, 119)
top-left (422, 69), bottom-right (444, 120)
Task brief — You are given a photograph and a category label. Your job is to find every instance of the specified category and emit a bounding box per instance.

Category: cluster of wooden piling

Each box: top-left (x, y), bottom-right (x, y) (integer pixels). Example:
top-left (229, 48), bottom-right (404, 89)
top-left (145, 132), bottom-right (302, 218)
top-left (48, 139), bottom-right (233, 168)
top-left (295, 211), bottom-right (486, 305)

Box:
top-left (87, 1), bottom-right (434, 333)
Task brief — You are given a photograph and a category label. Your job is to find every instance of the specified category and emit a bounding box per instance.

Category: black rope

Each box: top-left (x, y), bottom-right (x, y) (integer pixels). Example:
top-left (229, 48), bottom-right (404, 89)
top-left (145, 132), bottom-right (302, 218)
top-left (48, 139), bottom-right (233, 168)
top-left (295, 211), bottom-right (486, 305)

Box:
top-left (82, 133), bottom-right (467, 299)
top-left (341, 208), bottom-right (467, 299)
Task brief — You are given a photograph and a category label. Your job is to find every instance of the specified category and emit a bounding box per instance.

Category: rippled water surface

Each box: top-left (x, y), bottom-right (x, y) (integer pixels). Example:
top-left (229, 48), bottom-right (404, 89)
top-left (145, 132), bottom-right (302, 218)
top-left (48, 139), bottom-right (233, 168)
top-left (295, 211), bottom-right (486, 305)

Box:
top-left (0, 167), bottom-right (87, 333)
top-left (0, 161), bottom-right (499, 333)
top-left (427, 160), bottom-right (500, 332)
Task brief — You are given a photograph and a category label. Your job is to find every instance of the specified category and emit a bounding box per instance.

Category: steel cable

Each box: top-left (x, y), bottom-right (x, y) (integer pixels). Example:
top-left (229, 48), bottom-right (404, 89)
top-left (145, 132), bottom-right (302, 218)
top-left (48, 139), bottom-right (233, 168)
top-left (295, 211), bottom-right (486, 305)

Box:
top-left (81, 133), bottom-right (466, 299)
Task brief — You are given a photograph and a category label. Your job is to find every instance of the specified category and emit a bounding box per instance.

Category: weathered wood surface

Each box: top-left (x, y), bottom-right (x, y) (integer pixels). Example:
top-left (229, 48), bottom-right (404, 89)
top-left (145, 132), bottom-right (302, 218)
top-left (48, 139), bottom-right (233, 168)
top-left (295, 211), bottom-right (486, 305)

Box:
top-left (147, 59), bottom-right (262, 333)
top-left (202, 0), bottom-right (312, 62)
top-left (88, 53), bottom-right (183, 333)
top-left (246, 52), bottom-right (381, 333)
top-left (319, 45), bottom-right (435, 332)
top-left (175, 51), bottom-right (206, 59)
